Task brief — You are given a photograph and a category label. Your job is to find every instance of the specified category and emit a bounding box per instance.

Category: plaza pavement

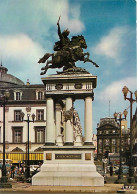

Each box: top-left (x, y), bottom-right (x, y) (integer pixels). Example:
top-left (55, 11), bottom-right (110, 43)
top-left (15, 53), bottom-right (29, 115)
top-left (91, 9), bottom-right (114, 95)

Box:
top-left (0, 175), bottom-right (137, 193)
top-left (0, 182), bottom-right (126, 193)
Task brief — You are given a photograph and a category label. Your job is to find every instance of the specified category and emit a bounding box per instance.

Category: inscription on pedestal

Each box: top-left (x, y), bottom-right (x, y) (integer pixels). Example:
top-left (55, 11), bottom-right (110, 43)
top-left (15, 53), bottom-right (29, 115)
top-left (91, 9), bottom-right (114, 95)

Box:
top-left (55, 154), bottom-right (81, 159)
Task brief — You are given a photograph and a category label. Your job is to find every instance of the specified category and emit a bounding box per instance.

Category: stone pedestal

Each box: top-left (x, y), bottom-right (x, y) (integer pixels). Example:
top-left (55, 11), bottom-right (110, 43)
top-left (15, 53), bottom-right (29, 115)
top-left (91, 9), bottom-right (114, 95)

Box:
top-left (32, 73), bottom-right (104, 186)
top-left (32, 146), bottom-right (104, 186)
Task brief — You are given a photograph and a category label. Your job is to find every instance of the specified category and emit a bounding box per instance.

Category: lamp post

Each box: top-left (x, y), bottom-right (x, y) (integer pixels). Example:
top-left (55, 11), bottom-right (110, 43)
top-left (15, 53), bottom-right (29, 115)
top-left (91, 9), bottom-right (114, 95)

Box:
top-left (21, 112), bottom-right (35, 179)
top-left (0, 91), bottom-right (11, 188)
top-left (122, 86), bottom-right (137, 183)
top-left (114, 109), bottom-right (128, 183)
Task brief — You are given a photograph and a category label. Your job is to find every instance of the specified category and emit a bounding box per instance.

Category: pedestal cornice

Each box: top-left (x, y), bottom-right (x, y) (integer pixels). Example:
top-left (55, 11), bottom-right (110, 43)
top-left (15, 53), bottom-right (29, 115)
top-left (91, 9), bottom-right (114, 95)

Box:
top-left (42, 73), bottom-right (97, 100)
top-left (41, 145), bottom-right (95, 151)
top-left (42, 74), bottom-right (97, 88)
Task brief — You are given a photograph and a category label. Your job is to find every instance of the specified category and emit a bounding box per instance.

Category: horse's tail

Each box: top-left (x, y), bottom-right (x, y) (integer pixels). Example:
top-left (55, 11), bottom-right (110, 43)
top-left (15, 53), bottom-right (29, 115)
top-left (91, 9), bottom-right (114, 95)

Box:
top-left (88, 59), bottom-right (99, 67)
top-left (92, 61), bottom-right (99, 67)
top-left (38, 53), bottom-right (51, 63)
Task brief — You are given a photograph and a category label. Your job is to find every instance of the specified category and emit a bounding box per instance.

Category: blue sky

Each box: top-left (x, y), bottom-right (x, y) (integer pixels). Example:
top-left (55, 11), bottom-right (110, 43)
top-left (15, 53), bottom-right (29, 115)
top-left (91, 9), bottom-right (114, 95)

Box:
top-left (0, 0), bottom-right (136, 133)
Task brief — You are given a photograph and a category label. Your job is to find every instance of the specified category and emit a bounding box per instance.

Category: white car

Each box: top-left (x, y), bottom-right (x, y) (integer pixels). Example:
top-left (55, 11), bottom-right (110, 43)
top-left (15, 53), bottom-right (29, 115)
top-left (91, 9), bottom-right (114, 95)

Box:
top-left (30, 165), bottom-right (40, 172)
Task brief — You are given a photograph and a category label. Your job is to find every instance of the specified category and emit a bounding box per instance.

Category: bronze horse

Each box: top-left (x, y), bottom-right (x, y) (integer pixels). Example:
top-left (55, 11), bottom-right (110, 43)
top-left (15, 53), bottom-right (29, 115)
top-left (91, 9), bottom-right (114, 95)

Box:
top-left (38, 35), bottom-right (99, 75)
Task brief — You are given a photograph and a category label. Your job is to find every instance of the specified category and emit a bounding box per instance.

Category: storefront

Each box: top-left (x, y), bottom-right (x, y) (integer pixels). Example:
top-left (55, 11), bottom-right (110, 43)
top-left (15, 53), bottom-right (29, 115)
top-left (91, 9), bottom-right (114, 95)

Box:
top-left (0, 152), bottom-right (43, 165)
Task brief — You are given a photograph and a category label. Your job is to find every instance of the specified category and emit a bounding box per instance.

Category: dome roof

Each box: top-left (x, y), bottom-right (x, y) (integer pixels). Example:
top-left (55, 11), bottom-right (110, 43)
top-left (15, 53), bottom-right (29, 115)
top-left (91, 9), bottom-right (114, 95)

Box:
top-left (0, 64), bottom-right (24, 87)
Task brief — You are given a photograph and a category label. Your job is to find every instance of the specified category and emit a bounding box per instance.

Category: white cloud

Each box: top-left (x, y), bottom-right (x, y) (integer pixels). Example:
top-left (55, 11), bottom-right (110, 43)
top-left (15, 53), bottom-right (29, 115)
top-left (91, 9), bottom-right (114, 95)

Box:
top-left (0, 33), bottom-right (46, 83)
top-left (0, 34), bottom-right (44, 60)
top-left (0, 33), bottom-right (68, 83)
top-left (27, 0), bottom-right (84, 34)
top-left (0, 0), bottom-right (85, 53)
top-left (97, 76), bottom-right (137, 103)
top-left (92, 26), bottom-right (129, 63)
top-left (45, 0), bottom-right (84, 33)
top-left (44, 0), bottom-right (84, 33)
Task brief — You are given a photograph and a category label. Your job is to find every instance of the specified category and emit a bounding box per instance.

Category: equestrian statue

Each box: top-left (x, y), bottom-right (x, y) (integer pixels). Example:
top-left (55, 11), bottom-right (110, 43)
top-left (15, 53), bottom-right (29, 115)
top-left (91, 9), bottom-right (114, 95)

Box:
top-left (38, 16), bottom-right (99, 75)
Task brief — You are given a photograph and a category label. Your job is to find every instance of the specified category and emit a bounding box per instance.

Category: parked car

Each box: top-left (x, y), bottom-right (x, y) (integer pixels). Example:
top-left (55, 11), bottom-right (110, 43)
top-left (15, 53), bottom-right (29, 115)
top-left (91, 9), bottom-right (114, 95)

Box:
top-left (107, 165), bottom-right (119, 173)
top-left (113, 165), bottom-right (119, 172)
top-left (122, 165), bottom-right (129, 174)
top-left (30, 165), bottom-right (40, 176)
top-left (115, 165), bottom-right (129, 174)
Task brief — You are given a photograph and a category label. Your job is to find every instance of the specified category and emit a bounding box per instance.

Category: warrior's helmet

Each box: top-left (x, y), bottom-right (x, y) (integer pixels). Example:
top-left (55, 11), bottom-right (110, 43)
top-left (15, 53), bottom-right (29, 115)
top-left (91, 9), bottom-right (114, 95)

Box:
top-left (62, 28), bottom-right (70, 37)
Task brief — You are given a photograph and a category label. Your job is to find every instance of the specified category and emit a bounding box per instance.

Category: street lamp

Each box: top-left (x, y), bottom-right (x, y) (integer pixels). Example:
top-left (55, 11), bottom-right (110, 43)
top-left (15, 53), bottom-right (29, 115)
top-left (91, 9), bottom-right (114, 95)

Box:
top-left (122, 86), bottom-right (137, 183)
top-left (0, 91), bottom-right (11, 188)
top-left (21, 112), bottom-right (35, 179)
top-left (114, 109), bottom-right (128, 183)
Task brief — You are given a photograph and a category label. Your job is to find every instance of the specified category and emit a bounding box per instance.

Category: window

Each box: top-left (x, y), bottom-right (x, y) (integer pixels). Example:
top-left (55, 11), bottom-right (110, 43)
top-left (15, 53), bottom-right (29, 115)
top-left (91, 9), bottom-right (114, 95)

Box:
top-left (16, 92), bottom-right (21, 100)
top-left (105, 139), bottom-right (109, 145)
top-left (14, 91), bottom-right (22, 100)
top-left (35, 127), bottom-right (45, 143)
top-left (36, 110), bottom-right (44, 121)
top-left (112, 139), bottom-right (116, 145)
top-left (99, 139), bottom-right (102, 145)
top-left (12, 127), bottom-right (23, 143)
top-left (112, 147), bottom-right (116, 153)
top-left (36, 90), bottom-right (44, 100)
top-left (14, 110), bottom-right (22, 121)
top-left (38, 92), bottom-right (43, 100)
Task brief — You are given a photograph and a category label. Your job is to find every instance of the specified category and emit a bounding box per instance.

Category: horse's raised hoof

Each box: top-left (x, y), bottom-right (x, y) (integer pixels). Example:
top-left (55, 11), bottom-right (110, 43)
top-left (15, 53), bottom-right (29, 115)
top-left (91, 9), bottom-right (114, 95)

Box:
top-left (41, 67), bottom-right (45, 70)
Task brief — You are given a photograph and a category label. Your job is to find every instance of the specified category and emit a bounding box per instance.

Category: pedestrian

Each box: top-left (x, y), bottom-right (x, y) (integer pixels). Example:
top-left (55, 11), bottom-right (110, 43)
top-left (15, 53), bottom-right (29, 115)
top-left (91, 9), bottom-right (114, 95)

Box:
top-left (11, 164), bottom-right (15, 178)
top-left (110, 163), bottom-right (113, 176)
top-left (39, 162), bottom-right (42, 167)
top-left (14, 165), bottom-right (18, 176)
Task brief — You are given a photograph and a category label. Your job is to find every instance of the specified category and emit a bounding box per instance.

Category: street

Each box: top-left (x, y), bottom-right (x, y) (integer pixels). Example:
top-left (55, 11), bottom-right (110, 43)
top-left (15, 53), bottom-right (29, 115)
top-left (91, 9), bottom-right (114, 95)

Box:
top-left (0, 192), bottom-right (87, 194)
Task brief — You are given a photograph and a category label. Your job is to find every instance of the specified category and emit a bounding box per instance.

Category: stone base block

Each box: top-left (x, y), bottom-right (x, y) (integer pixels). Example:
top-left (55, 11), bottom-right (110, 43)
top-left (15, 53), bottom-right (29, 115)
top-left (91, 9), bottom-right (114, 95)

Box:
top-left (32, 168), bottom-right (104, 186)
top-left (32, 146), bottom-right (104, 186)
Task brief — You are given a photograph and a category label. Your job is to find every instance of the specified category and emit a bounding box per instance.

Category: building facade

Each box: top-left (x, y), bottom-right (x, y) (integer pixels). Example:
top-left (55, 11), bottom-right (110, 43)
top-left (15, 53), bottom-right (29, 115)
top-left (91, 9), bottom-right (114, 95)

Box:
top-left (0, 64), bottom-right (46, 164)
top-left (132, 108), bottom-right (137, 146)
top-left (132, 108), bottom-right (137, 167)
top-left (97, 117), bottom-right (130, 164)
top-left (97, 118), bottom-right (119, 161)
top-left (0, 64), bottom-right (83, 165)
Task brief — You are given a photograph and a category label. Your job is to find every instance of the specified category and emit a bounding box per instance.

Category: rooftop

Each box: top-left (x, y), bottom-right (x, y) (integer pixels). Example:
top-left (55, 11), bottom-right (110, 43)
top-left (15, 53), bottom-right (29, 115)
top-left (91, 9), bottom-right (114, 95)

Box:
top-left (0, 64), bottom-right (24, 87)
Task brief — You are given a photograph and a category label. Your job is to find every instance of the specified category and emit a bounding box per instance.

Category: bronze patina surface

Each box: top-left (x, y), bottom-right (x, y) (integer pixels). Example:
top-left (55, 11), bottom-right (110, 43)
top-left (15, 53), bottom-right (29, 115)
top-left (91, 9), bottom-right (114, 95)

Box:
top-left (38, 16), bottom-right (99, 75)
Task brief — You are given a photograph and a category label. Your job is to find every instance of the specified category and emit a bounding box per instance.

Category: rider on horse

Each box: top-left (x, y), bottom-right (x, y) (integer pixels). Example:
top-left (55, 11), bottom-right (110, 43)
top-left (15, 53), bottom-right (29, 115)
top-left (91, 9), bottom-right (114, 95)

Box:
top-left (38, 17), bottom-right (99, 75)
top-left (54, 16), bottom-right (75, 62)
top-left (54, 16), bottom-right (70, 51)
